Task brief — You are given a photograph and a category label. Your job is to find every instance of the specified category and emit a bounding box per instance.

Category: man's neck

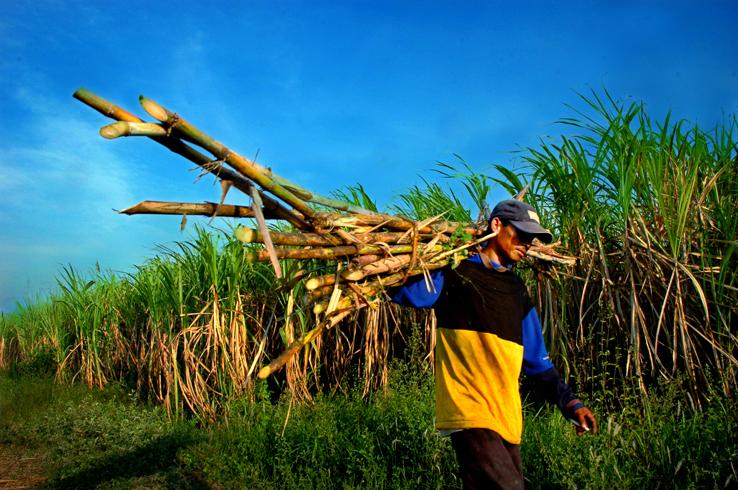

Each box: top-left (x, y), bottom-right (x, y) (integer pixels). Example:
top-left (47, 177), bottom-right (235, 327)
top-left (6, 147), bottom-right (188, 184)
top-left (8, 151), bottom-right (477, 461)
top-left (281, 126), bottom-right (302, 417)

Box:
top-left (479, 246), bottom-right (510, 271)
top-left (482, 242), bottom-right (505, 265)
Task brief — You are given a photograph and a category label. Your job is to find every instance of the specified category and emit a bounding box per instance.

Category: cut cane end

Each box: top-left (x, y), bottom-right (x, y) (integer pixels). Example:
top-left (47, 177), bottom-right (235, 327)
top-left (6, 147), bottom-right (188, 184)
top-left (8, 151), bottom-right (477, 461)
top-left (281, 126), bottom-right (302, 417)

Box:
top-left (139, 95), bottom-right (168, 122)
top-left (235, 227), bottom-right (256, 243)
top-left (257, 366), bottom-right (271, 379)
top-left (341, 270), bottom-right (364, 281)
top-left (100, 121), bottom-right (126, 139)
top-left (305, 278), bottom-right (321, 290)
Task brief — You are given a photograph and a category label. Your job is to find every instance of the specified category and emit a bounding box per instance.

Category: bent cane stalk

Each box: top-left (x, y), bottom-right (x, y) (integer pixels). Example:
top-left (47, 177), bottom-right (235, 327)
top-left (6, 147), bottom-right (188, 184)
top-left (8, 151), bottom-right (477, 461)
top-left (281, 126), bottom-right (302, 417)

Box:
top-left (257, 308), bottom-right (355, 379)
top-left (139, 95), bottom-right (316, 219)
top-left (137, 94), bottom-right (380, 216)
top-left (74, 88), bottom-right (310, 230)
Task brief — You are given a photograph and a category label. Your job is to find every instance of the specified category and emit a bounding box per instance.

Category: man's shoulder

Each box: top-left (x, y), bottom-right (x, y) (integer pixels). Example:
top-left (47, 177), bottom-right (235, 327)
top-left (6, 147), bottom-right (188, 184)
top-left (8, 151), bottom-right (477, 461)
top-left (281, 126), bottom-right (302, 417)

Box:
top-left (453, 257), bottom-right (525, 286)
top-left (440, 259), bottom-right (527, 307)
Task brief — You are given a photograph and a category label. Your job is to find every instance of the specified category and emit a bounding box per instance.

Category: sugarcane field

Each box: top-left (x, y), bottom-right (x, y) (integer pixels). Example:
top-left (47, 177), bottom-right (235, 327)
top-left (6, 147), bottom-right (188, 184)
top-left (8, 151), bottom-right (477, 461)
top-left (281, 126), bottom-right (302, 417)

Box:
top-left (2, 4), bottom-right (737, 489)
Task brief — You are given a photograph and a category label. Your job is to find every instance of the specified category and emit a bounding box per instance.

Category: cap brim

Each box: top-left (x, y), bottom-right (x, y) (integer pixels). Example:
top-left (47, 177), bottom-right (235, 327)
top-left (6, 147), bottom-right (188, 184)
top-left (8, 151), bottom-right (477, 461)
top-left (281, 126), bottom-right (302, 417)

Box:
top-left (510, 220), bottom-right (553, 244)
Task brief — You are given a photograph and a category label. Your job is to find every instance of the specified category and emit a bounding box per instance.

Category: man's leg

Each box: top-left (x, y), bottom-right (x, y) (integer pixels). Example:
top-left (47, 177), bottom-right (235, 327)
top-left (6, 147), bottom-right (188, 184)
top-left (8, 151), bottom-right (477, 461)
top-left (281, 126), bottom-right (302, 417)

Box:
top-left (450, 428), bottom-right (524, 490)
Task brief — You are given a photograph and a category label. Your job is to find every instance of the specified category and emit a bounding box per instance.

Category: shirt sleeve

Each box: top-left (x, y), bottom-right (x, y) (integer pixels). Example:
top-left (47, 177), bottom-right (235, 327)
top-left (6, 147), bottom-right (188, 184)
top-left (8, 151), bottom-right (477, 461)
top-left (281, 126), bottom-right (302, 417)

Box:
top-left (522, 308), bottom-right (580, 416)
top-left (389, 270), bottom-right (444, 308)
top-left (522, 308), bottom-right (554, 375)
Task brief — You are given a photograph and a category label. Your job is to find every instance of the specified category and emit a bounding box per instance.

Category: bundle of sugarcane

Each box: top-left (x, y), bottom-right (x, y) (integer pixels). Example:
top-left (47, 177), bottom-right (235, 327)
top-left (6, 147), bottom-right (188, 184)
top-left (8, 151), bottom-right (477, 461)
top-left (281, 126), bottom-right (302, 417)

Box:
top-left (73, 88), bottom-right (576, 380)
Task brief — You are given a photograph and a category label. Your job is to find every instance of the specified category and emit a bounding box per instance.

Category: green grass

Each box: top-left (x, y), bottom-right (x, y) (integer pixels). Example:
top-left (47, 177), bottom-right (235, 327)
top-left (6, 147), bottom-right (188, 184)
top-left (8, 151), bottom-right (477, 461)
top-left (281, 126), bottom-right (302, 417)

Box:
top-left (522, 387), bottom-right (738, 489)
top-left (186, 365), bottom-right (458, 489)
top-left (0, 375), bottom-right (200, 488)
top-left (1, 369), bottom-right (735, 489)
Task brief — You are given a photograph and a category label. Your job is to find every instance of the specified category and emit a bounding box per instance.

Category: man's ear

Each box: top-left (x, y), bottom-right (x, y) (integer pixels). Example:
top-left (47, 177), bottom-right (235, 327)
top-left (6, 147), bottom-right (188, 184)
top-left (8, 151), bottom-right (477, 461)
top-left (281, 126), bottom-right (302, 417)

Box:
top-left (489, 217), bottom-right (502, 233)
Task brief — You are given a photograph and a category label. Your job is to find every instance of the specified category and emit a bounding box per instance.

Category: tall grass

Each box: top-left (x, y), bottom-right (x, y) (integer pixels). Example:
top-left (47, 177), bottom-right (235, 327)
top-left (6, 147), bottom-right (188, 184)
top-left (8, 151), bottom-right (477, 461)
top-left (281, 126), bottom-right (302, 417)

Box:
top-left (2, 228), bottom-right (283, 420)
top-left (503, 90), bottom-right (738, 405)
top-left (0, 226), bottom-right (434, 419)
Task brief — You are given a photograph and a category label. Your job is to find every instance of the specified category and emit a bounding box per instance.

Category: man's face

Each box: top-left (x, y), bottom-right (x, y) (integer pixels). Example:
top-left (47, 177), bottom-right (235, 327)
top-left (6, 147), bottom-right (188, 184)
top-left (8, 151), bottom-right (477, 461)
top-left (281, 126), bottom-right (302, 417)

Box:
top-left (490, 218), bottom-right (535, 265)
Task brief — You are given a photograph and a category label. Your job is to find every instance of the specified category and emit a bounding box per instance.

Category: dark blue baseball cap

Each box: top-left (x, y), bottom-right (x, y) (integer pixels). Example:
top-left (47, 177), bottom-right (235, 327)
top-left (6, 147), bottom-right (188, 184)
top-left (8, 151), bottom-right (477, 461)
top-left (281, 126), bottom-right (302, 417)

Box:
top-left (491, 199), bottom-right (553, 243)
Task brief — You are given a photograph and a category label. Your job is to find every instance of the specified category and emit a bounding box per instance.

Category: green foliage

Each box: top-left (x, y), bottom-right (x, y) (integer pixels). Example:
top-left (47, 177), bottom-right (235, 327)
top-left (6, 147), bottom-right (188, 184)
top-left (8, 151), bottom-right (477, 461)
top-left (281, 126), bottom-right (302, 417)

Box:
top-left (0, 225), bottom-right (285, 416)
top-left (2, 371), bottom-right (736, 489)
top-left (0, 374), bottom-right (199, 488)
top-left (390, 178), bottom-right (469, 223)
top-left (0, 298), bottom-right (67, 371)
top-left (388, 160), bottom-right (496, 224)
top-left (433, 156), bottom-right (494, 221)
top-left (185, 375), bottom-right (457, 489)
top-left (523, 381), bottom-right (738, 489)
top-left (331, 183), bottom-right (379, 213)
top-left (496, 89), bottom-right (738, 400)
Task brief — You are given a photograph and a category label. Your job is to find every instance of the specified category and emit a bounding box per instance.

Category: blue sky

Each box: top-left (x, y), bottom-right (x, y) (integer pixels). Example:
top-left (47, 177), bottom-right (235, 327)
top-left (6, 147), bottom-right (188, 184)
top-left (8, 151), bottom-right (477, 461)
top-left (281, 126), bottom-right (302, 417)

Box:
top-left (1, 1), bottom-right (737, 312)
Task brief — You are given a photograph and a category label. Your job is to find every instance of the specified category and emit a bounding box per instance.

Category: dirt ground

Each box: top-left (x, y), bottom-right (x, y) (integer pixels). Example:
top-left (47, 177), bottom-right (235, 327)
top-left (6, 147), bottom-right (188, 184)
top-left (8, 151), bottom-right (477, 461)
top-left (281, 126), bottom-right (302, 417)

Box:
top-left (0, 445), bottom-right (47, 490)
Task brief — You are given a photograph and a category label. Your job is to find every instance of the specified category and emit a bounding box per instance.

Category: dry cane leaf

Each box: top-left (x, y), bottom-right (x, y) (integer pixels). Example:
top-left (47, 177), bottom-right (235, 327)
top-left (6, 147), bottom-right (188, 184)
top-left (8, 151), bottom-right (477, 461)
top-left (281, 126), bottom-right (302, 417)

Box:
top-left (250, 186), bottom-right (283, 278)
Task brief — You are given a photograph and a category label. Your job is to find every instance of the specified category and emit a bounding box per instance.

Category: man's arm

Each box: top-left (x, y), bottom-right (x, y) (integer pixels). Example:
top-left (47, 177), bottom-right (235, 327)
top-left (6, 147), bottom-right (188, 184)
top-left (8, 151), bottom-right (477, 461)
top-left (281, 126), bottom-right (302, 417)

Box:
top-left (522, 308), bottom-right (597, 435)
top-left (389, 270), bottom-right (444, 308)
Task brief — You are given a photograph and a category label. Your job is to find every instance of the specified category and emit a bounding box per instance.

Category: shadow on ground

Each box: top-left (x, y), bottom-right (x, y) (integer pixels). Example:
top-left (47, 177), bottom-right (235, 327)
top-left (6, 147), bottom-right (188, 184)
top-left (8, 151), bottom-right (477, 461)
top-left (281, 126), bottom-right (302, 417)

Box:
top-left (42, 431), bottom-right (208, 489)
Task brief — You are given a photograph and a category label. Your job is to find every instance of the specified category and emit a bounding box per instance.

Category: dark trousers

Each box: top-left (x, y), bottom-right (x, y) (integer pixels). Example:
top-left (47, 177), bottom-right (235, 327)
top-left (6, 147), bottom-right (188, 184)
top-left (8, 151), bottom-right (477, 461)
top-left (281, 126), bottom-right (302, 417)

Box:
top-left (450, 428), bottom-right (524, 490)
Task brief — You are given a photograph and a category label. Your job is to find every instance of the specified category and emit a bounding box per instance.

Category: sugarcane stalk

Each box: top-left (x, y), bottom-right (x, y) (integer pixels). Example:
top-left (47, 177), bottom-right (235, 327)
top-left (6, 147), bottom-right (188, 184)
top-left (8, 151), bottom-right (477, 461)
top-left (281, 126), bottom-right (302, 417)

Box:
top-left (236, 227), bottom-right (339, 247)
top-left (307, 284), bottom-right (335, 300)
top-left (235, 226), bottom-right (446, 247)
top-left (312, 284), bottom-right (380, 315)
top-left (304, 256), bottom-right (436, 294)
top-left (73, 88), bottom-right (142, 122)
top-left (119, 93), bottom-right (374, 216)
top-left (313, 295), bottom-right (351, 315)
top-left (139, 95), bottom-right (316, 219)
top-left (100, 121), bottom-right (167, 139)
top-left (310, 261), bottom-right (445, 314)
top-left (279, 185), bottom-right (380, 216)
top-left (314, 263), bottom-right (447, 313)
top-left (351, 254), bottom-right (382, 267)
top-left (74, 88), bottom-right (310, 230)
top-left (375, 262), bottom-right (446, 288)
top-left (426, 231), bottom-right (497, 263)
top-left (243, 244), bottom-right (441, 262)
top-left (305, 273), bottom-right (337, 291)
top-left (341, 255), bottom-right (412, 281)
top-left (268, 264), bottom-right (440, 372)
top-left (327, 212), bottom-right (479, 236)
top-left (312, 269), bottom-right (404, 315)
top-left (302, 245), bottom-right (572, 299)
top-left (81, 92), bottom-right (391, 220)
top-left (77, 89), bottom-right (484, 238)
top-left (527, 248), bottom-right (577, 266)
top-left (120, 200), bottom-right (274, 218)
top-left (312, 263), bottom-right (446, 314)
top-left (257, 308), bottom-right (356, 379)
top-left (308, 264), bottom-right (438, 313)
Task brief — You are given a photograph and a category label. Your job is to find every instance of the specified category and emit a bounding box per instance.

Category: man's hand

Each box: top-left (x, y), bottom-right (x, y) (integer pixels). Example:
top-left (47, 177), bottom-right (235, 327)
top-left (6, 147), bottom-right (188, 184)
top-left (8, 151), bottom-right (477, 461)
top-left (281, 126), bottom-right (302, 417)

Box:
top-left (572, 406), bottom-right (597, 435)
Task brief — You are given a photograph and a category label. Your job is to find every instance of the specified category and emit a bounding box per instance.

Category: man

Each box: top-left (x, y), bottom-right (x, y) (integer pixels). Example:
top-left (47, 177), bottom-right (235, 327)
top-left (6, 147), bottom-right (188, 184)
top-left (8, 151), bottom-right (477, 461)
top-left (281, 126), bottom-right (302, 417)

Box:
top-left (392, 199), bottom-right (597, 489)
